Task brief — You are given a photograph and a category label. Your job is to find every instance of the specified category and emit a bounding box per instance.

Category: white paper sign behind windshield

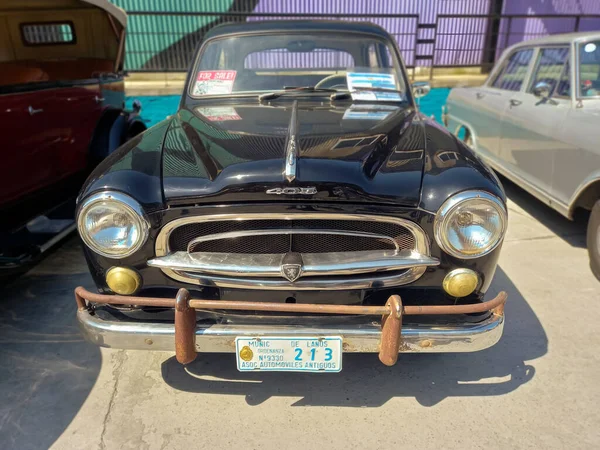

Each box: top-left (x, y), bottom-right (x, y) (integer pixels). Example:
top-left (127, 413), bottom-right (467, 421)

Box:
top-left (346, 72), bottom-right (401, 101)
top-left (193, 70), bottom-right (237, 96)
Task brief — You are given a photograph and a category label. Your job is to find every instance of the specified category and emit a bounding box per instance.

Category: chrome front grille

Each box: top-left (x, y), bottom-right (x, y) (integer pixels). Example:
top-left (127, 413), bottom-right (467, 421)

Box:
top-left (151, 213), bottom-right (437, 290)
top-left (170, 219), bottom-right (415, 253)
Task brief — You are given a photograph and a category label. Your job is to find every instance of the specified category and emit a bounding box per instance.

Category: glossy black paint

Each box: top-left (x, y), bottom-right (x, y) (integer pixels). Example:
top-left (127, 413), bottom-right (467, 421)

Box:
top-left (78, 21), bottom-right (506, 309)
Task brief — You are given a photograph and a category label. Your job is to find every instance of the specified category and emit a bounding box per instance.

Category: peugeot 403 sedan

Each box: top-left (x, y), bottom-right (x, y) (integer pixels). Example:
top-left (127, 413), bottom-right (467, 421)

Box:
top-left (74, 21), bottom-right (508, 372)
top-left (443, 32), bottom-right (600, 280)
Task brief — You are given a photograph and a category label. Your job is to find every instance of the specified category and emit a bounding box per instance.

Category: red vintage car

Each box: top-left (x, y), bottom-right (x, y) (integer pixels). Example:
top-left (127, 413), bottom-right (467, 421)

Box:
top-left (0, 0), bottom-right (145, 268)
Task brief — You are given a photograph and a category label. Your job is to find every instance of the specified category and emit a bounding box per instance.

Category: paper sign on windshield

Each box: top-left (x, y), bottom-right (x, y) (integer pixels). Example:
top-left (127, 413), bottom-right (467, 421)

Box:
top-left (193, 70), bottom-right (237, 96)
top-left (195, 106), bottom-right (241, 121)
top-left (346, 72), bottom-right (402, 101)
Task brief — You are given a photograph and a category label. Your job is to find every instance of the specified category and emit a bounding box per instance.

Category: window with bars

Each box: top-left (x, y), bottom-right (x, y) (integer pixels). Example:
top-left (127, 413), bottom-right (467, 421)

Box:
top-left (21, 22), bottom-right (75, 46)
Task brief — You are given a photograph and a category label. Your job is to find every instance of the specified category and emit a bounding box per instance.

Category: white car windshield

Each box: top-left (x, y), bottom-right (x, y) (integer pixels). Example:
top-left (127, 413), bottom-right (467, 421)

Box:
top-left (190, 32), bottom-right (407, 101)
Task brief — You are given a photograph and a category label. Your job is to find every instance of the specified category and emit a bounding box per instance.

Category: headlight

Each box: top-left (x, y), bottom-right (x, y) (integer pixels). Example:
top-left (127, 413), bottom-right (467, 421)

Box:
top-left (77, 192), bottom-right (149, 258)
top-left (434, 191), bottom-right (507, 259)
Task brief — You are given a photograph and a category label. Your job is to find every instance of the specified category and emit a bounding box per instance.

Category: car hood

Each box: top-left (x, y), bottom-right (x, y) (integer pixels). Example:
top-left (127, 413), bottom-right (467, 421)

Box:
top-left (161, 100), bottom-right (426, 206)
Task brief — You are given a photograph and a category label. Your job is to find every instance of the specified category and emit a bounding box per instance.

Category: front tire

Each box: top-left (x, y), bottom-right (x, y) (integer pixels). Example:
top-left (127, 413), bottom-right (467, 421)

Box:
top-left (588, 200), bottom-right (600, 280)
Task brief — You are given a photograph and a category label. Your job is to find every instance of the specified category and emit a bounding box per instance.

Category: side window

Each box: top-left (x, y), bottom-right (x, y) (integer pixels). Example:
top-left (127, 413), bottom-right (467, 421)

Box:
top-left (528, 47), bottom-right (570, 96)
top-left (579, 40), bottom-right (600, 97)
top-left (367, 43), bottom-right (394, 68)
top-left (492, 49), bottom-right (533, 91)
top-left (21, 22), bottom-right (75, 46)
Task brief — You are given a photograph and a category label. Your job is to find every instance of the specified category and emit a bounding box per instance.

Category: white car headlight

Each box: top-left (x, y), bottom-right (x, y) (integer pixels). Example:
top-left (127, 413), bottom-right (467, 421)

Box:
top-left (434, 191), bottom-right (507, 259)
top-left (77, 192), bottom-right (149, 258)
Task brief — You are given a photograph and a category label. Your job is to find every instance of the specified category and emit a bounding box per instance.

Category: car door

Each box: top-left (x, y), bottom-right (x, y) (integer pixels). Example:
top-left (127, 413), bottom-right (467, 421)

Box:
top-left (0, 89), bottom-right (60, 207)
top-left (50, 82), bottom-right (104, 178)
top-left (552, 39), bottom-right (600, 208)
top-left (499, 46), bottom-right (570, 197)
top-left (467, 48), bottom-right (535, 162)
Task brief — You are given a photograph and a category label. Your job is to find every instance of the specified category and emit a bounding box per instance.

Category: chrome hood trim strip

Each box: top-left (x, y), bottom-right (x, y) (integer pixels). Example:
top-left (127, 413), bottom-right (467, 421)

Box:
top-left (284, 100), bottom-right (298, 182)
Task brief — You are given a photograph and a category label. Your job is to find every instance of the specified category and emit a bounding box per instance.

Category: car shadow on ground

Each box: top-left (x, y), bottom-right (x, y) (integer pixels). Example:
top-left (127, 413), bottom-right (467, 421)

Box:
top-left (162, 266), bottom-right (547, 407)
top-left (501, 175), bottom-right (588, 249)
top-left (0, 238), bottom-right (100, 450)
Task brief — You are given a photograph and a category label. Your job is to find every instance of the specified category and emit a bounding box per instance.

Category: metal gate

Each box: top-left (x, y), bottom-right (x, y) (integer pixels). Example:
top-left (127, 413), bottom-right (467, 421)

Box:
top-left (119, 3), bottom-right (600, 73)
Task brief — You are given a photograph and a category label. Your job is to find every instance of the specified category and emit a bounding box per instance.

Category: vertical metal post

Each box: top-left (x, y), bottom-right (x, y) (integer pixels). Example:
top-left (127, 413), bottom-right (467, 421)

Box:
top-left (574, 15), bottom-right (581, 32)
top-left (430, 17), bottom-right (439, 81)
top-left (503, 17), bottom-right (512, 54)
top-left (481, 1), bottom-right (505, 72)
top-left (175, 288), bottom-right (197, 365)
top-left (378, 295), bottom-right (403, 366)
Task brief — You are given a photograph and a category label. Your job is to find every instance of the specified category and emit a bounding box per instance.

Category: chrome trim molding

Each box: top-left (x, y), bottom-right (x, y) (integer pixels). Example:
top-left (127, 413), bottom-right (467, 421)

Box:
top-left (478, 152), bottom-right (571, 218)
top-left (284, 100), bottom-right (299, 182)
top-left (148, 249), bottom-right (439, 278)
top-left (167, 268), bottom-right (425, 290)
top-left (154, 213), bottom-right (431, 290)
top-left (77, 191), bottom-right (150, 259)
top-left (77, 308), bottom-right (504, 353)
top-left (186, 228), bottom-right (400, 252)
top-left (434, 190), bottom-right (507, 259)
top-left (568, 173), bottom-right (600, 218)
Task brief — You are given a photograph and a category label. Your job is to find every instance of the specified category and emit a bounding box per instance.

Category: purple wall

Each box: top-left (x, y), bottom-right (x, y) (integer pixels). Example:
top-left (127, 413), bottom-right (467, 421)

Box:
top-left (249, 1), bottom-right (492, 66)
top-left (498, 0), bottom-right (600, 57)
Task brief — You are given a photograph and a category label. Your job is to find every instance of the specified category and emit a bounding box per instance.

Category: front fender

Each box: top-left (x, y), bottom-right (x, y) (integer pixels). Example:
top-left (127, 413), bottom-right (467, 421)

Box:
top-left (419, 120), bottom-right (505, 213)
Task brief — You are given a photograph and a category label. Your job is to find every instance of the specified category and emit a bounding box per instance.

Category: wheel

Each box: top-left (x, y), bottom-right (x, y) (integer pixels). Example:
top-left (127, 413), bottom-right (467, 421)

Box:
top-left (587, 200), bottom-right (600, 280)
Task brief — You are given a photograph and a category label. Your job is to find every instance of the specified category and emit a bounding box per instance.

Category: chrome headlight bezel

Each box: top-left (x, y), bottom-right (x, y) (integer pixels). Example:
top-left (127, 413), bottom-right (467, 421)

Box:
top-left (434, 190), bottom-right (507, 259)
top-left (77, 191), bottom-right (150, 258)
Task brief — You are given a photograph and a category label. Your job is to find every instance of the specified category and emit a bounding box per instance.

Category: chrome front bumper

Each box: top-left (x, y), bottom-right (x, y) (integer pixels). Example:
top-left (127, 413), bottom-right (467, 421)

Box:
top-left (77, 307), bottom-right (505, 354)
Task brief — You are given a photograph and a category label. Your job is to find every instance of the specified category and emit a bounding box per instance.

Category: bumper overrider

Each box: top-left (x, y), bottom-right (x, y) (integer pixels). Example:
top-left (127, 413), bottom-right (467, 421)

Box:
top-left (74, 287), bottom-right (507, 366)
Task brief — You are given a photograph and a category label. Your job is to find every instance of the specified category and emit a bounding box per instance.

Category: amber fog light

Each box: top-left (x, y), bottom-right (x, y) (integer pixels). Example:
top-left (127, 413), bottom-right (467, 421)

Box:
top-left (443, 268), bottom-right (479, 297)
top-left (106, 267), bottom-right (141, 295)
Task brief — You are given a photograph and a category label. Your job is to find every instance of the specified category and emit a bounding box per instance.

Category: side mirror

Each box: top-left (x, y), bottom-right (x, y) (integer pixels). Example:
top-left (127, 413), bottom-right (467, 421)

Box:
top-left (532, 81), bottom-right (552, 100)
top-left (412, 81), bottom-right (431, 99)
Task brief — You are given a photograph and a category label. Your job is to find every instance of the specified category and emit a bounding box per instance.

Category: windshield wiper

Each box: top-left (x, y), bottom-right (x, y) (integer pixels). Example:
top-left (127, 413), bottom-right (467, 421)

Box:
top-left (330, 88), bottom-right (405, 101)
top-left (258, 86), bottom-right (340, 101)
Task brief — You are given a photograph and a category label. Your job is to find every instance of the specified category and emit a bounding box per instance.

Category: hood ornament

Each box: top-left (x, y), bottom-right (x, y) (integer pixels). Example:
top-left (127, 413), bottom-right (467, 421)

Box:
top-left (284, 101), bottom-right (299, 182)
top-left (281, 252), bottom-right (303, 282)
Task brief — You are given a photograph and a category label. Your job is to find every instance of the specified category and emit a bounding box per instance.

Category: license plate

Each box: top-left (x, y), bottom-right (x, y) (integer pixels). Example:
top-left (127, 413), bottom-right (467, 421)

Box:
top-left (235, 336), bottom-right (343, 372)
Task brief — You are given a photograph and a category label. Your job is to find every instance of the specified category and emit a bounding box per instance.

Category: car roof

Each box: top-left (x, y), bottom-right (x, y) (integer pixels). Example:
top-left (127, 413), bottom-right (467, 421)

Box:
top-left (203, 20), bottom-right (391, 40)
top-left (509, 31), bottom-right (600, 49)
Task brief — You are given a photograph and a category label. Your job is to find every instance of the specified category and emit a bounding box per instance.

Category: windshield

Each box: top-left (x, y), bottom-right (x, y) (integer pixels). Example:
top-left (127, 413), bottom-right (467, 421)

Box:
top-left (579, 40), bottom-right (600, 98)
top-left (190, 32), bottom-right (407, 101)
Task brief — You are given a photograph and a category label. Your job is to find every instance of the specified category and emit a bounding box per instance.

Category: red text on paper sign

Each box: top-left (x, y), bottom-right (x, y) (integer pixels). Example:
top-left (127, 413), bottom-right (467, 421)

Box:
top-left (197, 70), bottom-right (237, 81)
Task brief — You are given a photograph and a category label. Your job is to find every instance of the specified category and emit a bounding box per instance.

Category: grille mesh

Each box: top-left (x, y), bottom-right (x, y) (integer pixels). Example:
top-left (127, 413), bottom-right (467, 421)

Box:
top-left (171, 218), bottom-right (415, 254)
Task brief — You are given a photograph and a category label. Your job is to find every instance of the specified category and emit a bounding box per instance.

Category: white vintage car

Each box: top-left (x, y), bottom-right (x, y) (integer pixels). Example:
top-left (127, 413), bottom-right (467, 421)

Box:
top-left (443, 32), bottom-right (600, 280)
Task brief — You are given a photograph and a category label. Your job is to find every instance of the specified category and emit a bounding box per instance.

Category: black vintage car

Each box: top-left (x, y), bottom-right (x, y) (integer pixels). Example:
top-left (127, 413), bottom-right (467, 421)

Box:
top-left (74, 21), bottom-right (508, 372)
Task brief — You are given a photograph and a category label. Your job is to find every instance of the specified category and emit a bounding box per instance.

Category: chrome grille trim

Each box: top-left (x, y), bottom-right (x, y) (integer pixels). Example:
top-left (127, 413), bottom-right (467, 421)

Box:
top-left (154, 213), bottom-right (432, 290)
top-left (148, 249), bottom-right (439, 278)
top-left (186, 229), bottom-right (399, 253)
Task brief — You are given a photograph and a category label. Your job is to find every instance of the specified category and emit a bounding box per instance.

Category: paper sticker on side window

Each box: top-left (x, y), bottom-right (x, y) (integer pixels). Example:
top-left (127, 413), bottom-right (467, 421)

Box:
top-left (193, 70), bottom-right (237, 96)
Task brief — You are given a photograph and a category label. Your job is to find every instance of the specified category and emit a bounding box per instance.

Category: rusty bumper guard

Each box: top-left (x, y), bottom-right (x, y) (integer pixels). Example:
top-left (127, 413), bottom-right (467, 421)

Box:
top-left (75, 287), bottom-right (507, 366)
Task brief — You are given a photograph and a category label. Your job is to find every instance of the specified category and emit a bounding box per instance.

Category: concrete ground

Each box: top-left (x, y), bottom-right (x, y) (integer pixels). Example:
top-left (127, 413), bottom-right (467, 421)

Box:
top-left (1, 178), bottom-right (599, 450)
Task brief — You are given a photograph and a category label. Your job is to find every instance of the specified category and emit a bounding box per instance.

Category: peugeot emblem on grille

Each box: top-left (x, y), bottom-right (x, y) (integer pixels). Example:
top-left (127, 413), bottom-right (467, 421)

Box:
top-left (281, 252), bottom-right (303, 282)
